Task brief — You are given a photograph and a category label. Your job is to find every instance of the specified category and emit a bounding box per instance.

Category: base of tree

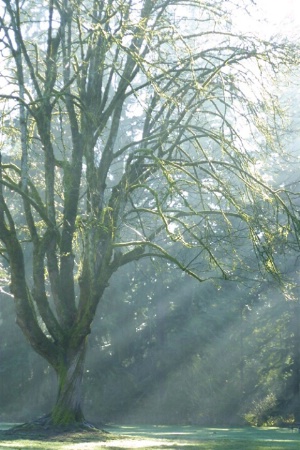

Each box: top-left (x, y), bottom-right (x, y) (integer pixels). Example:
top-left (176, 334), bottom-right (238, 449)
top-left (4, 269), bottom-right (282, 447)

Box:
top-left (0, 414), bottom-right (109, 440)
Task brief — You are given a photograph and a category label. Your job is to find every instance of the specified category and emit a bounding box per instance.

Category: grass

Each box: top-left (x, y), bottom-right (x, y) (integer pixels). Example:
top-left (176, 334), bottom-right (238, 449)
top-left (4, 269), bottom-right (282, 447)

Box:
top-left (0, 423), bottom-right (299, 449)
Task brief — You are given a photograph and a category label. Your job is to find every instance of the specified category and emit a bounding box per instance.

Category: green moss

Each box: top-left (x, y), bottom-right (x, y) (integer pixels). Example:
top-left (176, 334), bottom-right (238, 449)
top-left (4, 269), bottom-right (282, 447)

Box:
top-left (51, 405), bottom-right (83, 426)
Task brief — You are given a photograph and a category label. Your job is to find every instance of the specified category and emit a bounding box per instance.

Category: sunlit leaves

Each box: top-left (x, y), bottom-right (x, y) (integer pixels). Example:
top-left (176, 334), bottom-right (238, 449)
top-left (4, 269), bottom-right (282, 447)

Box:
top-left (0, 1), bottom-right (299, 421)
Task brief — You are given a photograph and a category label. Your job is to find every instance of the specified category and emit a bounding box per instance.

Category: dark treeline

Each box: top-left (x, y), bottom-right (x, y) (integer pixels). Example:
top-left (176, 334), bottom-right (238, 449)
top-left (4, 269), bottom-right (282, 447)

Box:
top-left (1, 257), bottom-right (299, 426)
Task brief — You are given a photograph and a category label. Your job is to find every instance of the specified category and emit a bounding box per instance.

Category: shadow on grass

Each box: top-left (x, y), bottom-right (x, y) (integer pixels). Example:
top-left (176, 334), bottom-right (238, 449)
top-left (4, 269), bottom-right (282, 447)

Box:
top-left (0, 428), bottom-right (109, 443)
top-left (0, 424), bottom-right (299, 449)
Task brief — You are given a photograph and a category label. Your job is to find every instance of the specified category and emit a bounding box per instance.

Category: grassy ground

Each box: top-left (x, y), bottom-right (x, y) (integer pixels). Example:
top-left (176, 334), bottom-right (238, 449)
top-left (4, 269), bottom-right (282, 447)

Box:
top-left (0, 424), bottom-right (299, 449)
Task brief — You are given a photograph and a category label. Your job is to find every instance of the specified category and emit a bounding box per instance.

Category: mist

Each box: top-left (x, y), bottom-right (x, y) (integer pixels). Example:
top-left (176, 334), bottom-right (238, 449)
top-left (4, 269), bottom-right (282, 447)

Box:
top-left (0, 0), bottom-right (299, 431)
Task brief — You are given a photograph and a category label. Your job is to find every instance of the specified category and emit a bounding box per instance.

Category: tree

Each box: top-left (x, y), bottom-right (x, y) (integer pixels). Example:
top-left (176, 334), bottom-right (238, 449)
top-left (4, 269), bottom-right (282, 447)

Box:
top-left (0, 0), bottom-right (298, 427)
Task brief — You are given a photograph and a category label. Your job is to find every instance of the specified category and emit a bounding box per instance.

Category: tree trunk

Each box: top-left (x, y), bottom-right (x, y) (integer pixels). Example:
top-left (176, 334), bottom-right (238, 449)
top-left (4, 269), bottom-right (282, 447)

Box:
top-left (51, 341), bottom-right (86, 425)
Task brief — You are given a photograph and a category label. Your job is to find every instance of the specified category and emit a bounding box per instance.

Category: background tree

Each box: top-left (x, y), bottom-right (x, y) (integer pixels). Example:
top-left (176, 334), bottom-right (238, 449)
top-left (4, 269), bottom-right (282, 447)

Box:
top-left (0, 0), bottom-right (298, 427)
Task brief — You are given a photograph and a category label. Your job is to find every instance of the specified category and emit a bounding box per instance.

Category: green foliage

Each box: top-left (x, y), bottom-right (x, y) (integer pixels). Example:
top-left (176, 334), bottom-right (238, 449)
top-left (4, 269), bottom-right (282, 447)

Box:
top-left (0, 0), bottom-right (300, 426)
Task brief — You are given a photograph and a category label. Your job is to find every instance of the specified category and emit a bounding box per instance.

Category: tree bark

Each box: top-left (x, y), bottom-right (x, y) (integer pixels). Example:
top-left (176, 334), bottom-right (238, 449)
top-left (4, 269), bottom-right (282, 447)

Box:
top-left (51, 341), bottom-right (86, 425)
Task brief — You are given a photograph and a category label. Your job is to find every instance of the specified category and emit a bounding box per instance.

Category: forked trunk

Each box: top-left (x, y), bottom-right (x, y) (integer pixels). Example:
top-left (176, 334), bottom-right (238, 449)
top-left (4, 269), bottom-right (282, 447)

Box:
top-left (51, 342), bottom-right (86, 425)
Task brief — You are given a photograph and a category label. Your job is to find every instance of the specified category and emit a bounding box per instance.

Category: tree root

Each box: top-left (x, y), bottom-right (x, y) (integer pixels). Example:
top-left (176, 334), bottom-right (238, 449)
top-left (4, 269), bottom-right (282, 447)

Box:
top-left (1, 414), bottom-right (108, 439)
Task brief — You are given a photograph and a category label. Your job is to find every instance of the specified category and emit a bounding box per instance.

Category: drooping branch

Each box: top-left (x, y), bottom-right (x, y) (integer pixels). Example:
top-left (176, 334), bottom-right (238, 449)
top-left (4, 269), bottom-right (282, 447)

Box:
top-left (0, 0), bottom-right (299, 427)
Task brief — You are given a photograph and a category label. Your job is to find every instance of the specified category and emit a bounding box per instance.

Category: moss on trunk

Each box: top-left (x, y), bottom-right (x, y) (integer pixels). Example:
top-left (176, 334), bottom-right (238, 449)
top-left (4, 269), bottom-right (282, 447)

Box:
top-left (51, 342), bottom-right (86, 426)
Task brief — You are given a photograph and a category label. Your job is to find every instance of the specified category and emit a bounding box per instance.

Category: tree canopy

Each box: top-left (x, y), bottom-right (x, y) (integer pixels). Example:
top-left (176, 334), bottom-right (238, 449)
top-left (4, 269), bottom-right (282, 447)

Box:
top-left (0, 0), bottom-right (299, 426)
